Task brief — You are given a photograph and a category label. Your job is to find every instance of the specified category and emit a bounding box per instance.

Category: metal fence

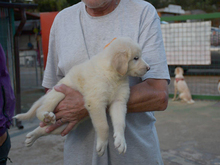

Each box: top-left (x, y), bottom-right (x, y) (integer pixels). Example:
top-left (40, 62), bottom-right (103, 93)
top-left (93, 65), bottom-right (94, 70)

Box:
top-left (1, 11), bottom-right (220, 107)
top-left (0, 7), bottom-right (14, 84)
top-left (20, 53), bottom-right (43, 90)
top-left (19, 53), bottom-right (44, 113)
top-left (161, 13), bottom-right (220, 100)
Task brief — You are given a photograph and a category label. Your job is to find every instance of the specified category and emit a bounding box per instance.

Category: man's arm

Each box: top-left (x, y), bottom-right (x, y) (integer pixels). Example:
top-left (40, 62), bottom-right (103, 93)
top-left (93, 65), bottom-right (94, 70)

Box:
top-left (127, 78), bottom-right (168, 113)
top-left (41, 78), bottom-right (168, 136)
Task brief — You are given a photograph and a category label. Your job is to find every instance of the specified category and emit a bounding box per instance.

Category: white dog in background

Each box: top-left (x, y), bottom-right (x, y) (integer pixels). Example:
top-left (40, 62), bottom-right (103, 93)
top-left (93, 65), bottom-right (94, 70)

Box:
top-left (172, 67), bottom-right (194, 104)
top-left (218, 80), bottom-right (220, 93)
top-left (14, 37), bottom-right (150, 156)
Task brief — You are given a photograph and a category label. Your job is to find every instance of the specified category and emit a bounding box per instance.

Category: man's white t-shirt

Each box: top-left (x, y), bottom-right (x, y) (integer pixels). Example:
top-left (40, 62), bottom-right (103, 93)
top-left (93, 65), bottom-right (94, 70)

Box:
top-left (42, 0), bottom-right (170, 164)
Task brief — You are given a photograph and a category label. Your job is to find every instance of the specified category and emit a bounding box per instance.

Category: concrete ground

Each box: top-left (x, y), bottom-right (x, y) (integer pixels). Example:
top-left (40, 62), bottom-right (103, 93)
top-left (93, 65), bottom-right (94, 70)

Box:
top-left (8, 118), bottom-right (65, 165)
top-left (155, 100), bottom-right (220, 165)
top-left (7, 95), bottom-right (220, 165)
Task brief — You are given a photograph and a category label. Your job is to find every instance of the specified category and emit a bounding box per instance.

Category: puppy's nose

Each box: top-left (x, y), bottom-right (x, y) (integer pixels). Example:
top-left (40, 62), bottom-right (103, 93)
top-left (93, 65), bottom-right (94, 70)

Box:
top-left (147, 66), bottom-right (150, 71)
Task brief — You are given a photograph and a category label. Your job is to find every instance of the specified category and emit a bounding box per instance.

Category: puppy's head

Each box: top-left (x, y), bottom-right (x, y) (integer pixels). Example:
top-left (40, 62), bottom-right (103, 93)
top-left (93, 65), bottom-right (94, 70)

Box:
top-left (174, 67), bottom-right (184, 76)
top-left (109, 37), bottom-right (150, 77)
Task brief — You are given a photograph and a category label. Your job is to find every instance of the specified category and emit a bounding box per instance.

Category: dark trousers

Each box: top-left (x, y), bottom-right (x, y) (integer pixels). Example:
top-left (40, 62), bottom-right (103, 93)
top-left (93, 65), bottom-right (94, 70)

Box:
top-left (0, 131), bottom-right (11, 165)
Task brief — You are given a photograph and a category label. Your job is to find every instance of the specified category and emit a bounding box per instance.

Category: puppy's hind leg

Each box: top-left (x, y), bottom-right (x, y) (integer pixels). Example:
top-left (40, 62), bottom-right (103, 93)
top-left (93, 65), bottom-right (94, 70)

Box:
top-left (36, 89), bottom-right (65, 124)
top-left (179, 93), bottom-right (186, 102)
top-left (109, 101), bottom-right (127, 154)
top-left (25, 124), bottom-right (67, 147)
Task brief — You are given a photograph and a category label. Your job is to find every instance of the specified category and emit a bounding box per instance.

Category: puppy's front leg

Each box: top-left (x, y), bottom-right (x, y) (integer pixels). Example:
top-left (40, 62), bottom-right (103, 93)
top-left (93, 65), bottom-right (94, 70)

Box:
top-left (86, 104), bottom-right (109, 156)
top-left (109, 101), bottom-right (127, 154)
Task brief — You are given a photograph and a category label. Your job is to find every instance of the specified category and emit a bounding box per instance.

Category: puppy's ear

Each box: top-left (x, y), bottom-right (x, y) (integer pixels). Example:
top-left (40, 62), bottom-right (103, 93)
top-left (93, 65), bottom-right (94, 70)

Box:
top-left (175, 68), bottom-right (179, 75)
top-left (180, 67), bottom-right (184, 75)
top-left (112, 51), bottom-right (128, 76)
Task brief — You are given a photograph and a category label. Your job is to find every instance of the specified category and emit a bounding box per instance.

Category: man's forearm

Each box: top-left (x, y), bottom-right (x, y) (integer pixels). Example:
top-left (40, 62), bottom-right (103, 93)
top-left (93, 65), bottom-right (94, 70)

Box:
top-left (127, 79), bottom-right (168, 113)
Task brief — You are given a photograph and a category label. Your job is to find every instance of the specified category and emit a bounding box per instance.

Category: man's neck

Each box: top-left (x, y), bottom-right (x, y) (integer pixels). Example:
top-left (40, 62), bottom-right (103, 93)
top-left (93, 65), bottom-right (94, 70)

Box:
top-left (86, 0), bottom-right (120, 17)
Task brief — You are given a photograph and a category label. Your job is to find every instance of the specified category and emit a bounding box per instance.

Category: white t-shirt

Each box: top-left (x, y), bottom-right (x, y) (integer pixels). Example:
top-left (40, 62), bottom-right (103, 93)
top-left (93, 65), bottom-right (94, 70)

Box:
top-left (42, 0), bottom-right (170, 164)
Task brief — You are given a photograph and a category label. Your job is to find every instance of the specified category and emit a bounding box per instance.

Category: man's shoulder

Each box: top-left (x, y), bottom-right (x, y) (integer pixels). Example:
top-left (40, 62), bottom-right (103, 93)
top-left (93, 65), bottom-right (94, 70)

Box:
top-left (127, 0), bottom-right (155, 9)
top-left (54, 2), bottom-right (83, 21)
top-left (124, 0), bottom-right (158, 17)
top-left (122, 0), bottom-right (158, 22)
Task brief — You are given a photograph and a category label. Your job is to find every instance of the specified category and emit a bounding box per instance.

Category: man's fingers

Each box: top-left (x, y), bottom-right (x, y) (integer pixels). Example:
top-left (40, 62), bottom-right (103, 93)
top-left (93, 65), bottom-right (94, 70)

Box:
top-left (46, 88), bottom-right (52, 94)
top-left (39, 121), bottom-right (47, 127)
top-left (45, 121), bottom-right (63, 133)
top-left (61, 121), bottom-right (77, 136)
top-left (53, 110), bottom-right (67, 119)
top-left (54, 84), bottom-right (70, 94)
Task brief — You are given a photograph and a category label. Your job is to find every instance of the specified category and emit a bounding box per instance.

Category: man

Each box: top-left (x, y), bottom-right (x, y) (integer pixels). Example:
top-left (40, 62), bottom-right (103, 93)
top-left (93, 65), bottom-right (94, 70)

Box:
top-left (42, 0), bottom-right (170, 164)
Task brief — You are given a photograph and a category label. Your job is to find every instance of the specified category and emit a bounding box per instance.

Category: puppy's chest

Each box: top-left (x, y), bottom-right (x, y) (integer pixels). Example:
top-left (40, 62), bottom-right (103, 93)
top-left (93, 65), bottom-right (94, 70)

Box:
top-left (105, 81), bottom-right (129, 104)
top-left (84, 79), bottom-right (124, 102)
top-left (107, 85), bottom-right (121, 101)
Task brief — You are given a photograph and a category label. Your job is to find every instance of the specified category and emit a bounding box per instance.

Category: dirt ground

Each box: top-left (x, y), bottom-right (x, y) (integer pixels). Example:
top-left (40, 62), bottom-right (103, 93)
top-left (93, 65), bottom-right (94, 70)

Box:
top-left (155, 99), bottom-right (220, 165)
top-left (8, 97), bottom-right (220, 165)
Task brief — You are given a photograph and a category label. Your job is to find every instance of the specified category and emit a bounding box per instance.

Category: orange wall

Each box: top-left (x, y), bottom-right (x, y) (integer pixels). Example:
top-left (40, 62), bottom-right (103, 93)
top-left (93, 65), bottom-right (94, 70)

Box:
top-left (157, 12), bottom-right (162, 17)
top-left (40, 12), bottom-right (59, 68)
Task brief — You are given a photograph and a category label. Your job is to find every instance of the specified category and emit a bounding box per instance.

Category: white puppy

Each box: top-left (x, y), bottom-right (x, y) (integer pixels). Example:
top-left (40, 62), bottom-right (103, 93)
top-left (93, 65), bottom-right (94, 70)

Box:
top-left (14, 37), bottom-right (150, 156)
top-left (172, 67), bottom-right (194, 104)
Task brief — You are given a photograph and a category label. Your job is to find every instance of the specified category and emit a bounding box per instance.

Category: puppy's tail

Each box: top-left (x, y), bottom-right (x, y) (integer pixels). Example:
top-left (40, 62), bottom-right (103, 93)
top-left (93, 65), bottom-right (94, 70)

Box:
top-left (187, 99), bottom-right (195, 104)
top-left (13, 96), bottom-right (44, 121)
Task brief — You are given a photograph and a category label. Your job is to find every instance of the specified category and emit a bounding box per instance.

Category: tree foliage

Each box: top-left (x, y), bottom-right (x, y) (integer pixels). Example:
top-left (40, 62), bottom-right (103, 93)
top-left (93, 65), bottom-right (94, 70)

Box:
top-left (147, 0), bottom-right (220, 13)
top-left (66, 0), bottom-right (81, 6)
top-left (33, 0), bottom-right (72, 12)
top-left (30, 0), bottom-right (220, 13)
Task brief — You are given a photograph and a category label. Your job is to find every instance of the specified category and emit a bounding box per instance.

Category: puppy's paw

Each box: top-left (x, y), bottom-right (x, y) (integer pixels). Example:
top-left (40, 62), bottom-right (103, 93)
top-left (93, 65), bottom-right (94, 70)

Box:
top-left (113, 133), bottom-right (127, 154)
top-left (43, 112), bottom-right (56, 124)
top-left (25, 132), bottom-right (39, 147)
top-left (96, 139), bottom-right (108, 156)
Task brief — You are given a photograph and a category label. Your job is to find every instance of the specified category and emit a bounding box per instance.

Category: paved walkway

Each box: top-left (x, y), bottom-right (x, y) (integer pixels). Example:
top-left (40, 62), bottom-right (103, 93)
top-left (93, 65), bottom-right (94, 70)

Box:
top-left (8, 98), bottom-right (220, 165)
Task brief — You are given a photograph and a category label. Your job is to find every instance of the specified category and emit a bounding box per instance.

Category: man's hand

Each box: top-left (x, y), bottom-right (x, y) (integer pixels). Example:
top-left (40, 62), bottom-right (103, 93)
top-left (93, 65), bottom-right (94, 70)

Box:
top-left (40, 84), bottom-right (89, 136)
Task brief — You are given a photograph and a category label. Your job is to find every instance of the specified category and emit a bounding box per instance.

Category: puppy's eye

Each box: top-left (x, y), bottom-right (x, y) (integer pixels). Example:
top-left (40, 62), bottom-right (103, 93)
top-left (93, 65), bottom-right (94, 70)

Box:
top-left (134, 57), bottom-right (139, 60)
